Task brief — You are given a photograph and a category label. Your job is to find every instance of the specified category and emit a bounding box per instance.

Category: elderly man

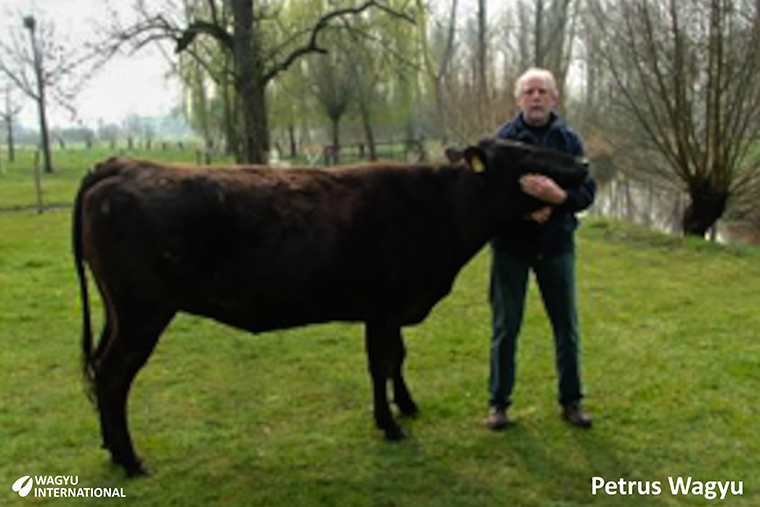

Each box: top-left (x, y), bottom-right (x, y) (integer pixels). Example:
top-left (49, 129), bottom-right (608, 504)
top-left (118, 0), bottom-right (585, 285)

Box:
top-left (487, 67), bottom-right (596, 430)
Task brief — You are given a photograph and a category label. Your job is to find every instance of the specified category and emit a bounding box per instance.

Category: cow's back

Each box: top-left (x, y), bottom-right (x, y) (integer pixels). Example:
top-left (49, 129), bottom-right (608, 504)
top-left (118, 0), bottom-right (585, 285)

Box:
top-left (80, 159), bottom-right (470, 332)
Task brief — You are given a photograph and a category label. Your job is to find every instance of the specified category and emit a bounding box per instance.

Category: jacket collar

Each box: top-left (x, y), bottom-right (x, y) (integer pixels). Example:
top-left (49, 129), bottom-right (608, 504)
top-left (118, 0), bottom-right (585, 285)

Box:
top-left (514, 111), bottom-right (563, 131)
top-left (510, 111), bottom-right (563, 144)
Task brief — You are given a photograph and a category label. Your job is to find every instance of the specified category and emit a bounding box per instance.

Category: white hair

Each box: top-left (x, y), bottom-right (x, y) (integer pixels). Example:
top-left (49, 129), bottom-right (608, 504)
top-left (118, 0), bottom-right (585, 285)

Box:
top-left (514, 68), bottom-right (558, 99)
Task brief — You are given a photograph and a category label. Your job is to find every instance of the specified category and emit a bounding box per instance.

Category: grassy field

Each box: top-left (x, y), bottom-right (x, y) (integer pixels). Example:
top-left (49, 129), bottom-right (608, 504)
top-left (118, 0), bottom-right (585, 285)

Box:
top-left (0, 147), bottom-right (208, 210)
top-left (1, 150), bottom-right (759, 506)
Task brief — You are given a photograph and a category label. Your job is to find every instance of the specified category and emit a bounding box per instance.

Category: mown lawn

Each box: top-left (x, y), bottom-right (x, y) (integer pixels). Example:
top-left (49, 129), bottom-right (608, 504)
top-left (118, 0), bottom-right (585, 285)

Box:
top-left (1, 149), bottom-right (759, 506)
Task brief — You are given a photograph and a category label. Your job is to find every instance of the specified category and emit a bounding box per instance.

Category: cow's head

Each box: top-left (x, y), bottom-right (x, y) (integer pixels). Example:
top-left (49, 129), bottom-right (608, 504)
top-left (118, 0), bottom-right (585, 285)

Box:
top-left (448, 138), bottom-right (589, 214)
top-left (465, 137), bottom-right (587, 186)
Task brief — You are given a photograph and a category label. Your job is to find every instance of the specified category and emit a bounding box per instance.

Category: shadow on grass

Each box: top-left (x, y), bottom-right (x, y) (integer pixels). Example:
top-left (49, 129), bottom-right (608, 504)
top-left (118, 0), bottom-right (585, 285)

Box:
top-left (486, 419), bottom-right (676, 507)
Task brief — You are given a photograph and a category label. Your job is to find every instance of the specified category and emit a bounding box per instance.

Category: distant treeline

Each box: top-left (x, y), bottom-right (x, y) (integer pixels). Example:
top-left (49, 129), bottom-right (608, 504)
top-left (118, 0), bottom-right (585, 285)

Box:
top-left (1, 113), bottom-right (191, 148)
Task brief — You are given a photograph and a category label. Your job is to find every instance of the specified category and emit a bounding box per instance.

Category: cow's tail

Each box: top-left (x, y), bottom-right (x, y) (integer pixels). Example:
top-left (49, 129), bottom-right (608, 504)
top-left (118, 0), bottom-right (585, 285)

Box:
top-left (74, 158), bottom-right (125, 402)
top-left (74, 170), bottom-right (97, 401)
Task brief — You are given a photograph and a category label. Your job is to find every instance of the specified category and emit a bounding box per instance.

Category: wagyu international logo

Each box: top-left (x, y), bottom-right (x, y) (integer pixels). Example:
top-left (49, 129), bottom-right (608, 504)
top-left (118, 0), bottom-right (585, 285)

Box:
top-left (12, 476), bottom-right (33, 497)
top-left (9, 475), bottom-right (125, 499)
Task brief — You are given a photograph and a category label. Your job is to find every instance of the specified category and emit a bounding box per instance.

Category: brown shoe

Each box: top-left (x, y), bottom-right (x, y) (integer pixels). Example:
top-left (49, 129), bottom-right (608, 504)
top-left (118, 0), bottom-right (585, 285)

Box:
top-left (562, 404), bottom-right (593, 428)
top-left (487, 408), bottom-right (511, 430)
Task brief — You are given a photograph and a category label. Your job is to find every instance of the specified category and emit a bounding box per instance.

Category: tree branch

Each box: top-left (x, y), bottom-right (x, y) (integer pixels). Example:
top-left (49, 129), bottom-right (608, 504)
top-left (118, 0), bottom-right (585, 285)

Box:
top-left (175, 20), bottom-right (233, 54)
top-left (262, 0), bottom-right (415, 83)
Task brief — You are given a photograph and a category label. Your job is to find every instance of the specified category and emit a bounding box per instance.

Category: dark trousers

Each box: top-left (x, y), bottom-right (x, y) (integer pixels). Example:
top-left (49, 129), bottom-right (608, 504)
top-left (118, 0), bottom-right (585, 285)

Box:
top-left (488, 248), bottom-right (583, 409)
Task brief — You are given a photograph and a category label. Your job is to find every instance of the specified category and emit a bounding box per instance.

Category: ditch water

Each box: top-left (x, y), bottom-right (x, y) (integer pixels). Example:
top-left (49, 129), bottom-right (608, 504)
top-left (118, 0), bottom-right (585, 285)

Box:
top-left (590, 176), bottom-right (760, 247)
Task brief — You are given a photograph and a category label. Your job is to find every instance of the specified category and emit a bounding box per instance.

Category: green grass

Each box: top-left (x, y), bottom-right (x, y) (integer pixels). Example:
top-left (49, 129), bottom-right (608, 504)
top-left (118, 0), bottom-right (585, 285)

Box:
top-left (1, 151), bottom-right (759, 505)
top-left (0, 147), bottom-right (208, 210)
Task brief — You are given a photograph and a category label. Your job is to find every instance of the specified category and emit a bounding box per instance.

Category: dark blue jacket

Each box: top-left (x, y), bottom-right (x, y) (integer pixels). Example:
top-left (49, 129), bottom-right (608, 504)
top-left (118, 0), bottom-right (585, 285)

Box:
top-left (492, 112), bottom-right (596, 260)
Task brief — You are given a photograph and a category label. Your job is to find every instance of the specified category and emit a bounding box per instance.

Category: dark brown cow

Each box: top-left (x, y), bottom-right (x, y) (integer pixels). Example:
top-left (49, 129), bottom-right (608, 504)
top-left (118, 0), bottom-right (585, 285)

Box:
top-left (73, 138), bottom-right (588, 476)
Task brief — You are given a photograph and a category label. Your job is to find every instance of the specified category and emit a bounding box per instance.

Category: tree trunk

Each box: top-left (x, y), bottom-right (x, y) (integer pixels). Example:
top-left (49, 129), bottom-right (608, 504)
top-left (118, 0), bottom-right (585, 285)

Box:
top-left (27, 20), bottom-right (53, 174)
top-left (232, 0), bottom-right (268, 164)
top-left (358, 101), bottom-right (377, 161)
top-left (249, 77), bottom-right (269, 163)
top-left (288, 123), bottom-right (297, 158)
top-left (193, 60), bottom-right (212, 149)
top-left (682, 179), bottom-right (728, 237)
top-left (477, 0), bottom-right (488, 127)
top-left (330, 117), bottom-right (341, 165)
top-left (534, 0), bottom-right (545, 66)
top-left (4, 89), bottom-right (16, 162)
top-left (36, 85), bottom-right (53, 173)
top-left (220, 69), bottom-right (238, 159)
top-left (6, 115), bottom-right (15, 162)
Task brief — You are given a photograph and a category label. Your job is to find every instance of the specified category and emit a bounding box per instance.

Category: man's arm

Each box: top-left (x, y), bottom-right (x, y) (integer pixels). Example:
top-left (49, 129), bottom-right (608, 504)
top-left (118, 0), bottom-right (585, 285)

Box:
top-left (520, 169), bottom-right (596, 221)
top-left (520, 174), bottom-right (567, 205)
top-left (556, 174), bottom-right (596, 213)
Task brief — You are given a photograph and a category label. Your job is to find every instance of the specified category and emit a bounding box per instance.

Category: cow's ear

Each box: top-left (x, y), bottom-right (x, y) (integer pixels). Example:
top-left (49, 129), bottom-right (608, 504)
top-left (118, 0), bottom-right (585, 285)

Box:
top-left (464, 146), bottom-right (487, 173)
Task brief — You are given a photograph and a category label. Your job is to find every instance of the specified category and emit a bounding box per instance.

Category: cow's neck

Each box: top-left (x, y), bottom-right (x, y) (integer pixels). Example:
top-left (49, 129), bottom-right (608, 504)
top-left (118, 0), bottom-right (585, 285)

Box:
top-left (450, 171), bottom-right (513, 268)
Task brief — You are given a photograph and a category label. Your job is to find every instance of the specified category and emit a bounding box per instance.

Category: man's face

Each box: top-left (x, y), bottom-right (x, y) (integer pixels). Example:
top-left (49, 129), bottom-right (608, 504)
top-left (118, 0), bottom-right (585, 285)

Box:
top-left (517, 76), bottom-right (557, 127)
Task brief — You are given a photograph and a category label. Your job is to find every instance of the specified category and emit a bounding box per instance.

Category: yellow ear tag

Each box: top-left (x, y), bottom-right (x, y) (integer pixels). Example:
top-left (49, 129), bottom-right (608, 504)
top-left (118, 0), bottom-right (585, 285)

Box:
top-left (470, 156), bottom-right (485, 173)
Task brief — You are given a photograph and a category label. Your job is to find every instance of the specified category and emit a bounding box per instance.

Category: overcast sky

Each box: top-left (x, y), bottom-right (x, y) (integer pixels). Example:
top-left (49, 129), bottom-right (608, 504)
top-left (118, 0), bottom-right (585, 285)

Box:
top-left (1, 0), bottom-right (506, 131)
top-left (1, 0), bottom-right (182, 129)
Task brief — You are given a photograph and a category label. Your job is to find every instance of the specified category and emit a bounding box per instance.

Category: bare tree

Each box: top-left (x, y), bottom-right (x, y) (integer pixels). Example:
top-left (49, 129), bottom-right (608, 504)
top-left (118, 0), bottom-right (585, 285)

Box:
top-left (513, 0), bottom-right (577, 98)
top-left (0, 83), bottom-right (22, 163)
top-left (587, 0), bottom-right (760, 236)
top-left (575, 2), bottom-right (609, 127)
top-left (122, 114), bottom-right (144, 149)
top-left (310, 44), bottom-right (354, 165)
top-left (0, 10), bottom-right (105, 173)
top-left (436, 13), bottom-right (493, 143)
top-left (97, 121), bottom-right (121, 149)
top-left (417, 0), bottom-right (458, 144)
top-left (0, 15), bottom-right (55, 172)
top-left (476, 0), bottom-right (489, 125)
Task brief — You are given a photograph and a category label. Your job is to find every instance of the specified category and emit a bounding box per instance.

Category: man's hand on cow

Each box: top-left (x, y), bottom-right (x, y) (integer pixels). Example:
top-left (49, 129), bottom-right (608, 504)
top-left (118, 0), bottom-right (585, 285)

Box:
top-left (527, 206), bottom-right (553, 224)
top-left (520, 174), bottom-right (567, 205)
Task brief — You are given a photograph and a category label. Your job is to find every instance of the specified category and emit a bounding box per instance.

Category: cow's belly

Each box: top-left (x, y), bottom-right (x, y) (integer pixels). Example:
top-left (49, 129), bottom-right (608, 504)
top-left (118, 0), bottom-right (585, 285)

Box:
top-left (176, 267), bottom-right (455, 333)
top-left (181, 292), bottom-right (367, 334)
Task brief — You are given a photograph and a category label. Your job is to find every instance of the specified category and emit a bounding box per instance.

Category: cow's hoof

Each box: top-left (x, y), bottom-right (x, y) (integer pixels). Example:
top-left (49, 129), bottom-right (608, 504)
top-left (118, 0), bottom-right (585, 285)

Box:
top-left (383, 425), bottom-right (409, 441)
top-left (397, 400), bottom-right (419, 417)
top-left (124, 461), bottom-right (149, 478)
top-left (111, 455), bottom-right (149, 478)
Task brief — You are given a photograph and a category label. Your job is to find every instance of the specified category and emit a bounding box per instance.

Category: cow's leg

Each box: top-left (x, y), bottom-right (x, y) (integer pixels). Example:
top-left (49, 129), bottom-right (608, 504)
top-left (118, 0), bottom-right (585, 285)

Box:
top-left (365, 321), bottom-right (406, 440)
top-left (93, 316), bottom-right (113, 451)
top-left (391, 330), bottom-right (418, 417)
top-left (94, 305), bottom-right (173, 476)
top-left (96, 333), bottom-right (113, 453)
